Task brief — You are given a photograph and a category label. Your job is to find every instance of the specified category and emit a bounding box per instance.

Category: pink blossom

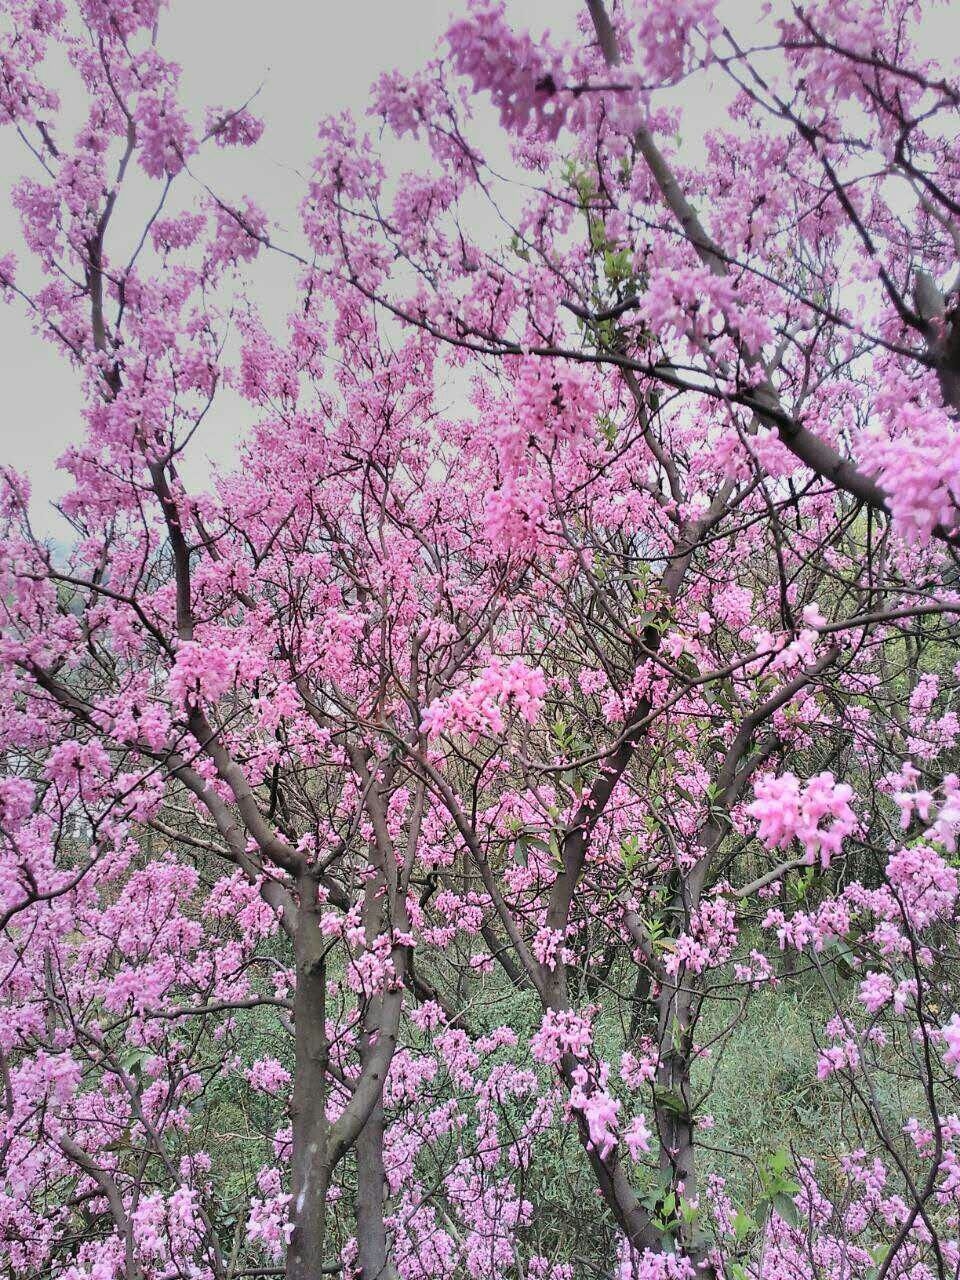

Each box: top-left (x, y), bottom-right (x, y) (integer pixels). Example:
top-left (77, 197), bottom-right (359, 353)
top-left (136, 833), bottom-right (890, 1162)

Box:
top-left (749, 771), bottom-right (856, 867)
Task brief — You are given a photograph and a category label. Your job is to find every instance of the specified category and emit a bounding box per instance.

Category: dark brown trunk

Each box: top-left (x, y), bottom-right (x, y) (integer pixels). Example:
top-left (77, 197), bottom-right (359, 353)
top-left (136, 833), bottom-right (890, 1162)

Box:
top-left (351, 842), bottom-right (400, 1280)
top-left (355, 1089), bottom-right (397, 1280)
top-left (654, 981), bottom-right (698, 1195)
top-left (286, 872), bottom-right (331, 1280)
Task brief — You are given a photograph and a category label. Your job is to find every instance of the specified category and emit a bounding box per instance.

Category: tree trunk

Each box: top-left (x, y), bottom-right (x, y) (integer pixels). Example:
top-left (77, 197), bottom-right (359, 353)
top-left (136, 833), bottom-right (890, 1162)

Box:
top-left (353, 848), bottom-right (399, 1280)
top-left (287, 872), bottom-right (331, 1280)
top-left (355, 1089), bottom-right (397, 1280)
top-left (654, 979), bottom-right (699, 1198)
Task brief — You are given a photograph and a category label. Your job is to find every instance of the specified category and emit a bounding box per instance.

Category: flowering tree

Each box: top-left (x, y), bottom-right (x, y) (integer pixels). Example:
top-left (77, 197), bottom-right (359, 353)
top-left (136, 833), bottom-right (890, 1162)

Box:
top-left (2, 1), bottom-right (960, 1279)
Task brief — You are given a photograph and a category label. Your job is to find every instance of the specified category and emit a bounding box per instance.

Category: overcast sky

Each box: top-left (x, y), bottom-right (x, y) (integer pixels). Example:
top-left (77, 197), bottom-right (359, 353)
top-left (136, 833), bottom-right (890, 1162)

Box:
top-left (0, 0), bottom-right (581, 536)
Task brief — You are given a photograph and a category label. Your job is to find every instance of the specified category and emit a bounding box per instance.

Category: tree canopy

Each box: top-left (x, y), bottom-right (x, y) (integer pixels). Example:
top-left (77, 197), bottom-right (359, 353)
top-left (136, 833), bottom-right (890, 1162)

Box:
top-left (2, 2), bottom-right (960, 1279)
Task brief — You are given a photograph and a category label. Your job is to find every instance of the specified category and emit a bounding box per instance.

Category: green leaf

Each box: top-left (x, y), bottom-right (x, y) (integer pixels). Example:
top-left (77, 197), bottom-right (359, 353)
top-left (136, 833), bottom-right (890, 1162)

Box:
top-left (733, 1210), bottom-right (755, 1241)
top-left (120, 1048), bottom-right (148, 1076)
top-left (772, 1193), bottom-right (800, 1227)
top-left (652, 1086), bottom-right (687, 1116)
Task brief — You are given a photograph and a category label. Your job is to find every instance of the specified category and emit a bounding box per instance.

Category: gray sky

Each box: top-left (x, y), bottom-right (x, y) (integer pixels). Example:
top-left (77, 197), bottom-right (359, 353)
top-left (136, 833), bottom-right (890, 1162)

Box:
top-left (0, 0), bottom-right (580, 536)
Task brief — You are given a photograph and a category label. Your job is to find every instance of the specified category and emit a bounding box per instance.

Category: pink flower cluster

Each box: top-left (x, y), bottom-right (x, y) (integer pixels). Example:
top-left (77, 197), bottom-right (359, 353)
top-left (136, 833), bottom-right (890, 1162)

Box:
top-left (483, 358), bottom-right (602, 554)
top-left (530, 1009), bottom-right (593, 1067)
top-left (890, 764), bottom-right (960, 852)
top-left (421, 657), bottom-right (547, 741)
top-left (246, 1167), bottom-right (293, 1261)
top-left (447, 1), bottom-right (569, 139)
top-left (816, 1017), bottom-right (862, 1081)
top-left (864, 401), bottom-right (960, 544)
top-left (943, 1014), bottom-right (960, 1077)
top-left (885, 842), bottom-right (958, 930)
top-left (748, 771), bottom-right (856, 867)
top-left (167, 638), bottom-right (267, 709)
top-left (569, 1070), bottom-right (620, 1158)
top-left (665, 893), bottom-right (738, 975)
top-left (625, 0), bottom-right (720, 84)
